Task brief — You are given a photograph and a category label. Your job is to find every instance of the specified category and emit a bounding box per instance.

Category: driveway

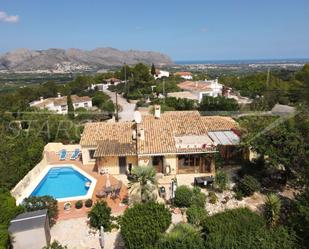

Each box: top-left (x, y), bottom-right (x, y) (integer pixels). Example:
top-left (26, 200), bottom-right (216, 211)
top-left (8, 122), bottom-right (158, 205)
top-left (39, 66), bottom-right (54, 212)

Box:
top-left (104, 89), bottom-right (136, 121)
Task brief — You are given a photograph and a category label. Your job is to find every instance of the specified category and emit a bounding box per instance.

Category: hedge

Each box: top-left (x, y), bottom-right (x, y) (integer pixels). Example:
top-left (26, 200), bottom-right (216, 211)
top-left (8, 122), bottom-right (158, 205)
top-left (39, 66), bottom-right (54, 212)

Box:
top-left (120, 202), bottom-right (171, 249)
top-left (202, 208), bottom-right (298, 249)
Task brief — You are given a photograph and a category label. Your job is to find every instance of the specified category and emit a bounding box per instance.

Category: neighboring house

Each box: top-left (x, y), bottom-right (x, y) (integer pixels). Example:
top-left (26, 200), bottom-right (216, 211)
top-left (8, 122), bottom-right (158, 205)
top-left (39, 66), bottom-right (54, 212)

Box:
top-left (30, 93), bottom-right (92, 114)
top-left (271, 103), bottom-right (296, 116)
top-left (8, 209), bottom-right (50, 249)
top-left (154, 69), bottom-right (170, 80)
top-left (80, 107), bottom-right (240, 176)
top-left (89, 78), bottom-right (122, 92)
top-left (174, 71), bottom-right (193, 80)
top-left (177, 79), bottom-right (223, 102)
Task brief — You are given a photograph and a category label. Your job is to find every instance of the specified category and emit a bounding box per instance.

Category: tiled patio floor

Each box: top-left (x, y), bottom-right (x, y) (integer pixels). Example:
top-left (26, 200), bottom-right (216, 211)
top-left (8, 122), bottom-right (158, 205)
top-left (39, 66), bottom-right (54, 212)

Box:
top-left (46, 151), bottom-right (128, 220)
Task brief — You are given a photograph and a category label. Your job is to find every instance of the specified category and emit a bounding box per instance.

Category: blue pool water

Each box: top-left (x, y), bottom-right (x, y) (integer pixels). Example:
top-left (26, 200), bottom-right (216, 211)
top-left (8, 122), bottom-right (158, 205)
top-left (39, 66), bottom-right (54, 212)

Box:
top-left (31, 167), bottom-right (91, 199)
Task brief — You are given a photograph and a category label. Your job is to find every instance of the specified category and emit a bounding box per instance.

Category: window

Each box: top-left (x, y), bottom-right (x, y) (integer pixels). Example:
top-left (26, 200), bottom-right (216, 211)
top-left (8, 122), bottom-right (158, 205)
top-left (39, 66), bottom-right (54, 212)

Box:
top-left (84, 102), bottom-right (89, 107)
top-left (178, 154), bottom-right (201, 173)
top-left (61, 105), bottom-right (67, 111)
top-left (74, 103), bottom-right (79, 107)
top-left (89, 150), bottom-right (95, 159)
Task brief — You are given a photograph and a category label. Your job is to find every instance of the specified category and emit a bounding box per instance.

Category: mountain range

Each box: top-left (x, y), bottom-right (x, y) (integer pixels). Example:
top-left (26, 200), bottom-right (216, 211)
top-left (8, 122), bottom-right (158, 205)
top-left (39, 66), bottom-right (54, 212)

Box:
top-left (0, 48), bottom-right (173, 73)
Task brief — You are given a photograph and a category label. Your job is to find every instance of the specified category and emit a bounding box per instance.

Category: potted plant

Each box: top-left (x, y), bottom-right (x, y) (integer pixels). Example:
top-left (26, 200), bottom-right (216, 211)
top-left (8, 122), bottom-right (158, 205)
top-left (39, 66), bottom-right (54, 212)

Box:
top-left (85, 199), bottom-right (93, 208)
top-left (75, 200), bottom-right (83, 209)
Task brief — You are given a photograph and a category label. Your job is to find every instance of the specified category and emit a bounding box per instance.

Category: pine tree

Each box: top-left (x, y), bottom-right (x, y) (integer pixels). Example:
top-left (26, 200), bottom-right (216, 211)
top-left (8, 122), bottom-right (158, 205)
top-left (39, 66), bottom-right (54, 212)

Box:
top-left (151, 63), bottom-right (156, 76)
top-left (67, 94), bottom-right (74, 119)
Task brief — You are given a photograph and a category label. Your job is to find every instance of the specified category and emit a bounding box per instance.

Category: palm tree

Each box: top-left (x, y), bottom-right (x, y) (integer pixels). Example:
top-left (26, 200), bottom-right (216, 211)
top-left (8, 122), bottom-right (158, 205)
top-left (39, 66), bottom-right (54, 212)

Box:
top-left (130, 165), bottom-right (158, 203)
top-left (264, 193), bottom-right (281, 227)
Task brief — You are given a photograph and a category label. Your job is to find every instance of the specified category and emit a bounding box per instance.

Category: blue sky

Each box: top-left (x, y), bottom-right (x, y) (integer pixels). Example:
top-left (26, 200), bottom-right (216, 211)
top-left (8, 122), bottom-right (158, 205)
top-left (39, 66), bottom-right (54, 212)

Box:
top-left (0, 0), bottom-right (309, 60)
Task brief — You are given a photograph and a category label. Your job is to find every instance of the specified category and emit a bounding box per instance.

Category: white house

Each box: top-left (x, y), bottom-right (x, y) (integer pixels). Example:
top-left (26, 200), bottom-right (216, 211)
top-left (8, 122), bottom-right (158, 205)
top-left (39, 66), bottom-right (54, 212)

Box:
top-left (154, 70), bottom-right (170, 80)
top-left (174, 72), bottom-right (193, 80)
top-left (178, 79), bottom-right (223, 102)
top-left (30, 93), bottom-right (92, 114)
top-left (89, 78), bottom-right (122, 92)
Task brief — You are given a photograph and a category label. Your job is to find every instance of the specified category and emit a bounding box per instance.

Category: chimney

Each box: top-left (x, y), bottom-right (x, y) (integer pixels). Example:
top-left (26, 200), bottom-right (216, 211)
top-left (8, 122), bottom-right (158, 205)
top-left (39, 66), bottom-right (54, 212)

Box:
top-left (154, 105), bottom-right (161, 119)
top-left (139, 128), bottom-right (145, 140)
top-left (40, 97), bottom-right (44, 102)
top-left (57, 92), bottom-right (61, 98)
top-left (195, 81), bottom-right (198, 87)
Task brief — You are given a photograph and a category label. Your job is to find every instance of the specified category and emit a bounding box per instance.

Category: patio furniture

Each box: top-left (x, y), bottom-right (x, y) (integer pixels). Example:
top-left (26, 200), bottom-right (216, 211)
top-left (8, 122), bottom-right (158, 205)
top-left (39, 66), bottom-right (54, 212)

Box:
top-left (64, 202), bottom-right (72, 211)
top-left (70, 148), bottom-right (80, 160)
top-left (59, 149), bottom-right (67, 161)
top-left (194, 176), bottom-right (214, 188)
top-left (111, 181), bottom-right (122, 199)
top-left (96, 190), bottom-right (107, 198)
top-left (104, 186), bottom-right (113, 195)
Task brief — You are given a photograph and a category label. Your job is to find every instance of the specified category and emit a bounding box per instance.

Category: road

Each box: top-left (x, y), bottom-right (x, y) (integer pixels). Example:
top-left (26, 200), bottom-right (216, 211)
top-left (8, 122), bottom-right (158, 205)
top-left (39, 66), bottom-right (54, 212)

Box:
top-left (104, 89), bottom-right (136, 121)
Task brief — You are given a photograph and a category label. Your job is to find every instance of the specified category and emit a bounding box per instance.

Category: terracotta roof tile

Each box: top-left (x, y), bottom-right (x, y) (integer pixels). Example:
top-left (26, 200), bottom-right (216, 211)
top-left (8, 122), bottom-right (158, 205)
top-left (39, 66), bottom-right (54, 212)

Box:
top-left (80, 111), bottom-right (238, 156)
top-left (178, 81), bottom-right (212, 91)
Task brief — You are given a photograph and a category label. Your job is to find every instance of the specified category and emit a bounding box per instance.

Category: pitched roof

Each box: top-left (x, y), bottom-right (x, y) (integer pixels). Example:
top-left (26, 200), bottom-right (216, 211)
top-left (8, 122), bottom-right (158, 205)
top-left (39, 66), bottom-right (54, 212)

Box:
top-left (32, 95), bottom-right (91, 108)
top-left (178, 81), bottom-right (212, 91)
top-left (80, 111), bottom-right (239, 156)
top-left (8, 209), bottom-right (48, 233)
top-left (80, 122), bottom-right (136, 156)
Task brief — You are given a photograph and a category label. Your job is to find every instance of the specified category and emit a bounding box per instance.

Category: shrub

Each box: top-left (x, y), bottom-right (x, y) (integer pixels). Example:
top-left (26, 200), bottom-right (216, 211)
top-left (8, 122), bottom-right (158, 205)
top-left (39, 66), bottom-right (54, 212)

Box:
top-left (187, 205), bottom-right (208, 226)
top-left (22, 196), bottom-right (58, 226)
top-left (85, 199), bottom-right (93, 208)
top-left (75, 200), bottom-right (83, 209)
top-left (153, 223), bottom-right (205, 249)
top-left (236, 175), bottom-right (260, 197)
top-left (191, 187), bottom-right (206, 208)
top-left (202, 208), bottom-right (298, 249)
top-left (0, 225), bottom-right (9, 249)
top-left (174, 186), bottom-right (193, 207)
top-left (215, 170), bottom-right (229, 191)
top-left (208, 191), bottom-right (218, 204)
top-left (120, 202), bottom-right (171, 249)
top-left (0, 189), bottom-right (24, 225)
top-left (43, 240), bottom-right (67, 249)
top-left (264, 193), bottom-right (281, 227)
top-left (88, 201), bottom-right (112, 231)
top-left (288, 191), bottom-right (309, 249)
top-left (234, 188), bottom-right (244, 200)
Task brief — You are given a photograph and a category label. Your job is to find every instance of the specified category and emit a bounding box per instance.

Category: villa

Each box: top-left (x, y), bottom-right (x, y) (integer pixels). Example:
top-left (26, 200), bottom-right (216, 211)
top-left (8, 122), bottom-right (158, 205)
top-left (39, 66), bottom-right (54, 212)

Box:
top-left (154, 69), bottom-right (170, 79)
top-left (80, 107), bottom-right (240, 177)
top-left (174, 71), bottom-right (193, 80)
top-left (177, 79), bottom-right (223, 102)
top-left (30, 93), bottom-right (92, 114)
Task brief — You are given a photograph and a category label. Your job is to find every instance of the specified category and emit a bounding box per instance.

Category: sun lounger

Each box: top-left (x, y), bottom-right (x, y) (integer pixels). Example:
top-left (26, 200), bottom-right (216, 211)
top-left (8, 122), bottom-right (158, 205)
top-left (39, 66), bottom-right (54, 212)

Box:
top-left (59, 149), bottom-right (67, 161)
top-left (70, 148), bottom-right (81, 160)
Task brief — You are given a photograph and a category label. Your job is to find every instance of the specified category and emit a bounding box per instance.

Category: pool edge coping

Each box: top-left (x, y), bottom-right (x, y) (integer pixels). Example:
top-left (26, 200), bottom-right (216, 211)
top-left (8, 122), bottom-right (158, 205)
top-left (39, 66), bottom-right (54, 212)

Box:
top-left (16, 164), bottom-right (97, 205)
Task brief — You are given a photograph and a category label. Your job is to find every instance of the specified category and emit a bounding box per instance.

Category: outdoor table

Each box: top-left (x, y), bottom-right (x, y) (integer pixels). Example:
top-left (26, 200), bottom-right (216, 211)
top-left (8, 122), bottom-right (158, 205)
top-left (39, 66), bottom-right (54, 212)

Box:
top-left (194, 176), bottom-right (214, 188)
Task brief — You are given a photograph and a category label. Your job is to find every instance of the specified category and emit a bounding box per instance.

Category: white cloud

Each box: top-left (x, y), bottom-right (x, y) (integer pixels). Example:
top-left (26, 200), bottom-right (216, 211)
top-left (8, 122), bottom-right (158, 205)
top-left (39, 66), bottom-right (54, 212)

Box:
top-left (0, 11), bottom-right (19, 23)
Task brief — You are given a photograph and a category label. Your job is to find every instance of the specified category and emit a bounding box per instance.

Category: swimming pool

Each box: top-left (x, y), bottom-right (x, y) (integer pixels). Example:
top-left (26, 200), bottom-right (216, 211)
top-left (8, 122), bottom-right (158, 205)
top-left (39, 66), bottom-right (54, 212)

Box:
top-left (31, 166), bottom-right (92, 199)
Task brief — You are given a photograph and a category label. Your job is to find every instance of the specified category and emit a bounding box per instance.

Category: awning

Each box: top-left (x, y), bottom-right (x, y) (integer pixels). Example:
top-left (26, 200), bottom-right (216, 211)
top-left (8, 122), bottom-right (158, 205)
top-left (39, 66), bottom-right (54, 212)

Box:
top-left (208, 131), bottom-right (240, 145)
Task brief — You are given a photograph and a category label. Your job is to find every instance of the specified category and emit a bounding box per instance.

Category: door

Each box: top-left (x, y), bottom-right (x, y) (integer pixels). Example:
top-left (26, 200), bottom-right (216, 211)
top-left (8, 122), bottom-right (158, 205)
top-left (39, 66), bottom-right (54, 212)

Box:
top-left (119, 157), bottom-right (127, 174)
top-left (152, 156), bottom-right (164, 173)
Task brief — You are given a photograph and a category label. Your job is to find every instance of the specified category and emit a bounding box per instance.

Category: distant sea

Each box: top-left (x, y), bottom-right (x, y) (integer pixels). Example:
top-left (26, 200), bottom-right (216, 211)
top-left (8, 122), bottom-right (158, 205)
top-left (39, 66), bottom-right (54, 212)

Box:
top-left (175, 58), bottom-right (309, 65)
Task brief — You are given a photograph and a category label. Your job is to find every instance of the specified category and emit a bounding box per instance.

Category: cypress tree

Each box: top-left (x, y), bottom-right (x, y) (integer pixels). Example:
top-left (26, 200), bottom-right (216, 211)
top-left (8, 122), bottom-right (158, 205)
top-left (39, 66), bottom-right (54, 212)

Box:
top-left (151, 63), bottom-right (156, 76)
top-left (67, 94), bottom-right (74, 119)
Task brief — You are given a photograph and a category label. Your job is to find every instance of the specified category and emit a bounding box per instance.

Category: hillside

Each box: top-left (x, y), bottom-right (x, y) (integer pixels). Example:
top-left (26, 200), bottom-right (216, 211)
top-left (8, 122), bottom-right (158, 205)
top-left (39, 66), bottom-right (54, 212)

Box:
top-left (0, 47), bottom-right (173, 73)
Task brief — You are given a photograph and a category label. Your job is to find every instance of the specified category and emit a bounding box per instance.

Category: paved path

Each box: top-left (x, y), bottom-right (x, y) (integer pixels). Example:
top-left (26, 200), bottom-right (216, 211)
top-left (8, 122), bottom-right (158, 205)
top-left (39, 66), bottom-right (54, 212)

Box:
top-left (51, 217), bottom-right (125, 249)
top-left (104, 89), bottom-right (136, 121)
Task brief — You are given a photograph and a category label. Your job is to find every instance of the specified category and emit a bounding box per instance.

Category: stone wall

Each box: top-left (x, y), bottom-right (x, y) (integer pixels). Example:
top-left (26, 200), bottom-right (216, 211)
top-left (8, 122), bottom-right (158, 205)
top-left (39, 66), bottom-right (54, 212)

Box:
top-left (10, 152), bottom-right (48, 203)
